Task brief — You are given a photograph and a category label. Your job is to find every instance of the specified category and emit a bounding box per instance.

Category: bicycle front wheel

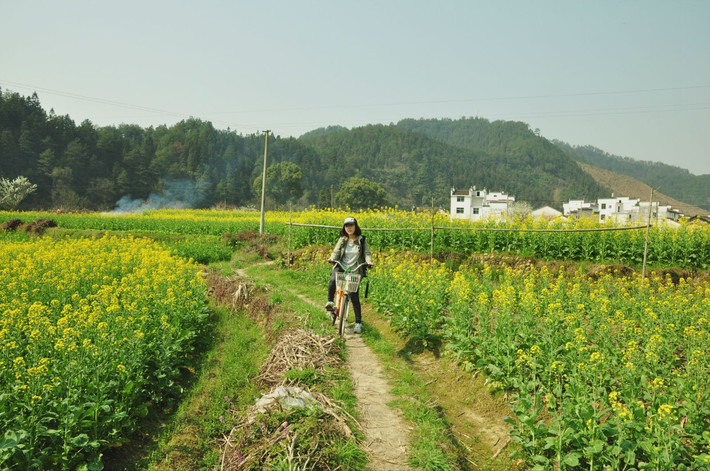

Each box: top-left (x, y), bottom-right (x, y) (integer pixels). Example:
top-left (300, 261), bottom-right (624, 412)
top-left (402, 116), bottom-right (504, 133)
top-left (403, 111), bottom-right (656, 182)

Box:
top-left (338, 296), bottom-right (350, 336)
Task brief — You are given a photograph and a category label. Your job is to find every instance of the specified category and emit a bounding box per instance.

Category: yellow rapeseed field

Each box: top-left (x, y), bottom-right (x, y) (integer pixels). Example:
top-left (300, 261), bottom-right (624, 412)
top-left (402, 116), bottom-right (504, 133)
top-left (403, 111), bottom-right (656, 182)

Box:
top-left (1, 234), bottom-right (207, 469)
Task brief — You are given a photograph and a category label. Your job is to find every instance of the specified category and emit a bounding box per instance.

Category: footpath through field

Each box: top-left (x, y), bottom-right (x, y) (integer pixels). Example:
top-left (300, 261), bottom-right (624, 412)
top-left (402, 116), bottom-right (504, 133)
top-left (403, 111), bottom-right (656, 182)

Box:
top-left (238, 262), bottom-right (412, 470)
top-left (291, 291), bottom-right (412, 470)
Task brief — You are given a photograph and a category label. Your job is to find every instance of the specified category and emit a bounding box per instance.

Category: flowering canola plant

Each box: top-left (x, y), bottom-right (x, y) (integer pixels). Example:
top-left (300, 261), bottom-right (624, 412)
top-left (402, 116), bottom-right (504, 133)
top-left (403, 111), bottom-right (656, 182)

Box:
top-left (369, 254), bottom-right (710, 469)
top-left (1, 208), bottom-right (708, 268)
top-left (0, 235), bottom-right (208, 469)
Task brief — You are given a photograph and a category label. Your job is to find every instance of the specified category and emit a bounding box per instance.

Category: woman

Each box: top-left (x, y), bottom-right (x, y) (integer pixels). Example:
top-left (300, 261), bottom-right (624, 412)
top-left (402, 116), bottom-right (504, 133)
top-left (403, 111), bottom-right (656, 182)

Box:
top-left (326, 216), bottom-right (373, 333)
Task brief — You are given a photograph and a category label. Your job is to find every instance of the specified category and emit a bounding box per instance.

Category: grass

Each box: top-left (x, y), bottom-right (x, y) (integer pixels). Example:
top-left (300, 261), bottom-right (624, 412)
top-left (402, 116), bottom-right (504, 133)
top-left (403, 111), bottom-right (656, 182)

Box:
top-left (107, 243), bottom-right (367, 470)
top-left (246, 248), bottom-right (519, 470)
top-left (360, 313), bottom-right (517, 471)
top-left (101, 299), bottom-right (269, 470)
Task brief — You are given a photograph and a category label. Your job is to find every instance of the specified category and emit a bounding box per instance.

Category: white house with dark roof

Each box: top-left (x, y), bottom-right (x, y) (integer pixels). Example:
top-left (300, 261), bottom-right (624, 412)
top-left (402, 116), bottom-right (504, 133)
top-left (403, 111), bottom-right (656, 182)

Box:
top-left (450, 187), bottom-right (515, 221)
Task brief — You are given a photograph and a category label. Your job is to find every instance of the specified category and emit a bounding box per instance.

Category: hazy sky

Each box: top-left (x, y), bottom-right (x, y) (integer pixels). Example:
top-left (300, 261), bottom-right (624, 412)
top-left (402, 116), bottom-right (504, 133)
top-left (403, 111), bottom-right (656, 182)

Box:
top-left (2, 1), bottom-right (709, 175)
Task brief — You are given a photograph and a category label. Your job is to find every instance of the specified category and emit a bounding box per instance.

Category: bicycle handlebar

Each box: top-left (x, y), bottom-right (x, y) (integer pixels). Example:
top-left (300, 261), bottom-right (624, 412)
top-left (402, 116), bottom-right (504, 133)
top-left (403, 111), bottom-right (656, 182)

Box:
top-left (329, 260), bottom-right (372, 272)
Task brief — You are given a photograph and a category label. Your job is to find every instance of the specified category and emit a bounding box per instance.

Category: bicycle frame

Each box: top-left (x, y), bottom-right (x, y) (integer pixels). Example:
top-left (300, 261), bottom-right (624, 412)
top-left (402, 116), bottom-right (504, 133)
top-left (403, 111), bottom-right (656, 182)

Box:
top-left (330, 261), bottom-right (368, 336)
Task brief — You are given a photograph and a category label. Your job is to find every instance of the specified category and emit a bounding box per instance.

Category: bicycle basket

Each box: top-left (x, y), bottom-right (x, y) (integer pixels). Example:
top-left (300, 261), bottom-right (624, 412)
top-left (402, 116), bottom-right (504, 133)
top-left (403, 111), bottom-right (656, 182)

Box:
top-left (335, 272), bottom-right (361, 292)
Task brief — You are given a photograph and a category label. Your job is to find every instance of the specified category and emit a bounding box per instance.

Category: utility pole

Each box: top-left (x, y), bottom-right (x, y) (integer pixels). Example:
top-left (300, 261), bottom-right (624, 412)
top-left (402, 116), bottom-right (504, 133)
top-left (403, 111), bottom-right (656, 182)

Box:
top-left (641, 187), bottom-right (655, 280)
top-left (259, 130), bottom-right (270, 235)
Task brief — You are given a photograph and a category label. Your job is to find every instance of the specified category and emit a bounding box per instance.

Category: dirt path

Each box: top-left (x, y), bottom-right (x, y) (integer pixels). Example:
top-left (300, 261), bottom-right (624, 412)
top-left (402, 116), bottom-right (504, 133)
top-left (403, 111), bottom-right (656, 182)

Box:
top-left (343, 329), bottom-right (411, 470)
top-left (236, 262), bottom-right (412, 469)
top-left (288, 290), bottom-right (412, 469)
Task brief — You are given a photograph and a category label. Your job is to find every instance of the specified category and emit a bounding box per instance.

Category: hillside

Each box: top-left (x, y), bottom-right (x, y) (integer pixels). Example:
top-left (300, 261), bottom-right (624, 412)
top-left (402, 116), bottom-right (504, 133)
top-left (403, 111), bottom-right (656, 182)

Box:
top-left (299, 123), bottom-right (606, 209)
top-left (576, 162), bottom-right (708, 216)
top-left (393, 117), bottom-right (608, 206)
top-left (3, 88), bottom-right (704, 213)
top-left (553, 141), bottom-right (710, 213)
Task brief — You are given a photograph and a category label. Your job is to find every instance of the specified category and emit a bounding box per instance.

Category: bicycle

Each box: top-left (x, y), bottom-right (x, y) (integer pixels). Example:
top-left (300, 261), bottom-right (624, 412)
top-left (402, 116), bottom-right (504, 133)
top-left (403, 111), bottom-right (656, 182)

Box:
top-left (328, 260), bottom-right (370, 336)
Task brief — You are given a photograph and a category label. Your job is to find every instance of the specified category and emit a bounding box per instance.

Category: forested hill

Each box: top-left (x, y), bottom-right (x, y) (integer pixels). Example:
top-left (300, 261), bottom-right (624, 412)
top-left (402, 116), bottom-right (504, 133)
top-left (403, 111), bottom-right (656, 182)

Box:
top-left (553, 141), bottom-right (710, 213)
top-left (0, 89), bottom-right (617, 211)
top-left (300, 123), bottom-right (607, 208)
top-left (394, 117), bottom-right (607, 205)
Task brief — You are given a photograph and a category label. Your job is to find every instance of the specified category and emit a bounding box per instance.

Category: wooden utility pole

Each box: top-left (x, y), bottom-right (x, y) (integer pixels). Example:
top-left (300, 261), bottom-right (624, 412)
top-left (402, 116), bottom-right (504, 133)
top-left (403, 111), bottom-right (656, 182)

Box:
top-left (259, 130), bottom-right (270, 235)
top-left (430, 197), bottom-right (435, 263)
top-left (641, 187), bottom-right (654, 280)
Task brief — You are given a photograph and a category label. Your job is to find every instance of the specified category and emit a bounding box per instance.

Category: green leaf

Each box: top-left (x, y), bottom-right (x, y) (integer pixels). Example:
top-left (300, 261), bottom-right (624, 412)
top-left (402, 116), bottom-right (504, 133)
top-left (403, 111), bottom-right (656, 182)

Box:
top-left (0, 434), bottom-right (18, 450)
top-left (72, 434), bottom-right (89, 447)
top-left (563, 453), bottom-right (580, 466)
top-left (624, 450), bottom-right (636, 464)
top-left (585, 440), bottom-right (604, 455)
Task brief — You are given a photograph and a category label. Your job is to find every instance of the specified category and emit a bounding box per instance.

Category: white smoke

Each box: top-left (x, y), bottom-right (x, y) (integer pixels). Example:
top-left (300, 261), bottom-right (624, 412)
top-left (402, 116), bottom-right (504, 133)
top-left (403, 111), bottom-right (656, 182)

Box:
top-left (113, 178), bottom-right (208, 213)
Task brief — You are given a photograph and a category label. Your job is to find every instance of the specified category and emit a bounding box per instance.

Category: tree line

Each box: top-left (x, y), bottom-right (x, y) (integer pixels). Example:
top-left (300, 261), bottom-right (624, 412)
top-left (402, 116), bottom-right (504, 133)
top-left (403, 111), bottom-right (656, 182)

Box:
top-left (2, 88), bottom-right (612, 211)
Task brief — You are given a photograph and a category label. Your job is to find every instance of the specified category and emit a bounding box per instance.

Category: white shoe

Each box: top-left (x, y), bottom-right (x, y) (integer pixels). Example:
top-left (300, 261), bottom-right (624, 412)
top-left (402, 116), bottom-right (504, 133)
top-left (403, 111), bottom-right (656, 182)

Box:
top-left (325, 301), bottom-right (335, 311)
top-left (354, 323), bottom-right (362, 334)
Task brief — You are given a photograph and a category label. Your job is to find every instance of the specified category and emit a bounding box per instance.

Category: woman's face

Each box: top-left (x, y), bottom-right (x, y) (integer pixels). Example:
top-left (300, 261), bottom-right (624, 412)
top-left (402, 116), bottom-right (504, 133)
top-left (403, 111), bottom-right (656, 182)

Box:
top-left (344, 223), bottom-right (356, 236)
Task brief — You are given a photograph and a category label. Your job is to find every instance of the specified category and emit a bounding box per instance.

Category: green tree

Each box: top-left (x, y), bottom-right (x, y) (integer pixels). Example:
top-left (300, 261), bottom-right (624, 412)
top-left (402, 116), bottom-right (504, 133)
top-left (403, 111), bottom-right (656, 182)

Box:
top-left (252, 161), bottom-right (303, 205)
top-left (0, 176), bottom-right (38, 209)
top-left (85, 178), bottom-right (117, 210)
top-left (317, 186), bottom-right (331, 209)
top-left (335, 177), bottom-right (389, 210)
top-left (51, 167), bottom-right (83, 209)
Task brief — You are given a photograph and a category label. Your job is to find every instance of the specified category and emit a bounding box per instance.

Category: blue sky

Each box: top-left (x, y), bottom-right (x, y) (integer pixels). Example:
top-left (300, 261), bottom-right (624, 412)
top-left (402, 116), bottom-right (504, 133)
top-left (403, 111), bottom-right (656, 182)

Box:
top-left (2, 0), bottom-right (709, 174)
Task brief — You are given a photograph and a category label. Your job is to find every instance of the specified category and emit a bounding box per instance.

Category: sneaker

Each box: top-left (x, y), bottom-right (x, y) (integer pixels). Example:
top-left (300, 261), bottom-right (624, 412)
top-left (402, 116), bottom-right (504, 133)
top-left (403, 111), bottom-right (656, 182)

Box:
top-left (353, 323), bottom-right (362, 334)
top-left (325, 301), bottom-right (335, 311)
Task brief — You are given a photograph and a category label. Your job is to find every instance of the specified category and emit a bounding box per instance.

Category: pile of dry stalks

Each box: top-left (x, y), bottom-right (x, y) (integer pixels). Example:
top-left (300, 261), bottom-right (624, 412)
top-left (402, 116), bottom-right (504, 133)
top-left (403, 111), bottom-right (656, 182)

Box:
top-left (220, 329), bottom-right (360, 470)
top-left (256, 329), bottom-right (342, 387)
top-left (220, 385), bottom-right (357, 470)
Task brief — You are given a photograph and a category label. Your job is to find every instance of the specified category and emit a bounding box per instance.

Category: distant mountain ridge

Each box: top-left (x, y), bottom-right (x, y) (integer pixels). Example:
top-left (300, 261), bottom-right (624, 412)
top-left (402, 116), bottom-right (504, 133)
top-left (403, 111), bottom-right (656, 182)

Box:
top-left (299, 119), bottom-right (608, 209)
top-left (575, 161), bottom-right (707, 216)
top-left (553, 141), bottom-right (710, 213)
top-left (1, 88), bottom-right (705, 213)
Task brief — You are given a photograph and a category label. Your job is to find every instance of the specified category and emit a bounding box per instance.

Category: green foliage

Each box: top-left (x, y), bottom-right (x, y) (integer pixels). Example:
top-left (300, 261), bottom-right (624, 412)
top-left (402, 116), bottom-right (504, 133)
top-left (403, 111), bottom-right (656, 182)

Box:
top-left (252, 161), bottom-right (303, 206)
top-left (371, 256), bottom-right (710, 469)
top-left (335, 177), bottom-right (388, 210)
top-left (0, 236), bottom-right (210, 469)
top-left (397, 117), bottom-right (609, 206)
top-left (2, 89), bottom-right (621, 212)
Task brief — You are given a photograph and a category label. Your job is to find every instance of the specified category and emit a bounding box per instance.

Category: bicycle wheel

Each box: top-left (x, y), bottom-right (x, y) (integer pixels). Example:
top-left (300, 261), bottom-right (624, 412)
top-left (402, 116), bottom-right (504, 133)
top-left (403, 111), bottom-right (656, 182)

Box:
top-left (338, 296), bottom-right (350, 336)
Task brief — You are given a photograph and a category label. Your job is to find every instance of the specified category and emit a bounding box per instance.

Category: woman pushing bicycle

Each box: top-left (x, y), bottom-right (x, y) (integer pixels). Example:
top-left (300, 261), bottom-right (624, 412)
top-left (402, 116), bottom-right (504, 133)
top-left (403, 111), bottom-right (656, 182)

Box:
top-left (325, 216), bottom-right (373, 334)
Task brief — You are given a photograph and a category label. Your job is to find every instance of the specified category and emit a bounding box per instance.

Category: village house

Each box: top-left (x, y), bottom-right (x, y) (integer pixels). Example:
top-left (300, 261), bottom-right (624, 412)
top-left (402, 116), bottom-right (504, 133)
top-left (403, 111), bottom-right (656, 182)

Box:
top-left (450, 187), bottom-right (515, 222)
top-left (563, 195), bottom-right (683, 225)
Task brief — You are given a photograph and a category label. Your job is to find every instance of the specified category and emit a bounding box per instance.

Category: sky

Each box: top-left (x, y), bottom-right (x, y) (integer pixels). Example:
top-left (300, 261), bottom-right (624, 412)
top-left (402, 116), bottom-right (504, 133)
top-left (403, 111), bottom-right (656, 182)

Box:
top-left (2, 0), bottom-right (709, 175)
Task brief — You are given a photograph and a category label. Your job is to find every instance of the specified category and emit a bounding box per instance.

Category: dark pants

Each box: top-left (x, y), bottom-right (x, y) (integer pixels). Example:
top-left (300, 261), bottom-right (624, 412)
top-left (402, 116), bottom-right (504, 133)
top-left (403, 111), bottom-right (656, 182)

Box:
top-left (328, 268), bottom-right (362, 323)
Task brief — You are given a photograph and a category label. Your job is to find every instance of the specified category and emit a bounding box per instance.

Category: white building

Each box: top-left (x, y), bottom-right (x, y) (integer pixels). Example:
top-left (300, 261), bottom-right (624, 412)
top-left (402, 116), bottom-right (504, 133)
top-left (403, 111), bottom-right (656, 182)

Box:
top-left (563, 199), bottom-right (594, 215)
top-left (450, 187), bottom-right (515, 222)
top-left (563, 195), bottom-right (683, 225)
top-left (598, 196), bottom-right (640, 223)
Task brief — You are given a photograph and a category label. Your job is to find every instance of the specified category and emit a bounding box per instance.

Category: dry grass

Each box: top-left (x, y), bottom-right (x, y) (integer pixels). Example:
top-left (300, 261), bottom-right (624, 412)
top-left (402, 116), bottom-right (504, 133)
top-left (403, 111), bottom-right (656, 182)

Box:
top-left (256, 329), bottom-right (342, 387)
top-left (220, 328), bottom-right (361, 471)
top-left (577, 161), bottom-right (708, 216)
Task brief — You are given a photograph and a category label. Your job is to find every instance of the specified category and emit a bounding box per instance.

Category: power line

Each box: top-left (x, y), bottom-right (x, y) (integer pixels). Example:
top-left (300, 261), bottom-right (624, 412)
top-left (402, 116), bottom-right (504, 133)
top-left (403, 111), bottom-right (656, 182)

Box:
top-left (3, 78), bottom-right (709, 125)
top-left (0, 79), bottom-right (191, 118)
